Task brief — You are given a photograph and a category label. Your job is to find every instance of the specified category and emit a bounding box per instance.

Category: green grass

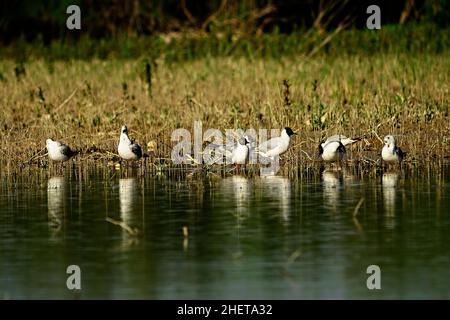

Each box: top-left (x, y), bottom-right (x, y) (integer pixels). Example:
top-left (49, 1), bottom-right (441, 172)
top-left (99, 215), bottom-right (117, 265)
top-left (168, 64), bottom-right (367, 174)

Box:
top-left (1, 23), bottom-right (449, 62)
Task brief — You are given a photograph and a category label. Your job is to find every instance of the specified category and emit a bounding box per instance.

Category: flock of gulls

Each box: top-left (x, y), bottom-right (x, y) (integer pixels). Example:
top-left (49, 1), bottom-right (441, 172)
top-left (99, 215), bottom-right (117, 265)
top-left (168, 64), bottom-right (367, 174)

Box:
top-left (45, 125), bottom-right (404, 170)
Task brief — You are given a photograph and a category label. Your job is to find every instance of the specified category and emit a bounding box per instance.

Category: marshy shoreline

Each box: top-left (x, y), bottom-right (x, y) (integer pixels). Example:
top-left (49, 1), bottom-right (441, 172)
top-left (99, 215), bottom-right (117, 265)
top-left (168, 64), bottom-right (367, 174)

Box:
top-left (1, 25), bottom-right (449, 174)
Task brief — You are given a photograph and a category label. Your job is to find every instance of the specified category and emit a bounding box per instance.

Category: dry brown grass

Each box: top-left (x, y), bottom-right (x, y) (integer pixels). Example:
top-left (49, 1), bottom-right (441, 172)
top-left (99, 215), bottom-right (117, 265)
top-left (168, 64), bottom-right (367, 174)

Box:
top-left (0, 53), bottom-right (449, 175)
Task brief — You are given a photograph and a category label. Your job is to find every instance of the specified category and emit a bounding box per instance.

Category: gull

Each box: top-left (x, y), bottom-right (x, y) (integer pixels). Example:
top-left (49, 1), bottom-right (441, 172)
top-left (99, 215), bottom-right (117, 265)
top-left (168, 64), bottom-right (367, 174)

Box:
top-left (206, 135), bottom-right (251, 173)
top-left (118, 125), bottom-right (144, 160)
top-left (46, 139), bottom-right (78, 162)
top-left (318, 134), bottom-right (361, 163)
top-left (319, 139), bottom-right (346, 162)
top-left (382, 135), bottom-right (404, 164)
top-left (231, 136), bottom-right (250, 173)
top-left (258, 127), bottom-right (296, 159)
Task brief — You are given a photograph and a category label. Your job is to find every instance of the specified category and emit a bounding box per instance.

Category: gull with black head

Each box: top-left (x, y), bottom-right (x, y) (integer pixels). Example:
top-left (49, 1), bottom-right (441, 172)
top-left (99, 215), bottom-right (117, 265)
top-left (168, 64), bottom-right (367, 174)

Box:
top-left (258, 127), bottom-right (296, 159)
top-left (318, 134), bottom-right (361, 164)
top-left (231, 135), bottom-right (251, 173)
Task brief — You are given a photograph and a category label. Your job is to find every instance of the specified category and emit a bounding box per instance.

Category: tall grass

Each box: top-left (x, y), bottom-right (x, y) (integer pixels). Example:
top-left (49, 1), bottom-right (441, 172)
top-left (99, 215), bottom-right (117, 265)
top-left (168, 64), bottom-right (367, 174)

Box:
top-left (0, 25), bottom-right (449, 174)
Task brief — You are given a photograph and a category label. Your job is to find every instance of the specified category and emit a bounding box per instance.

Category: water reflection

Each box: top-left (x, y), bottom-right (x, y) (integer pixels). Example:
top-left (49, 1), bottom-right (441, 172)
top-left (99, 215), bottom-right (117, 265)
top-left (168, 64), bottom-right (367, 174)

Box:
top-left (222, 176), bottom-right (251, 220)
top-left (119, 178), bottom-right (138, 224)
top-left (258, 176), bottom-right (291, 222)
top-left (2, 165), bottom-right (450, 299)
top-left (47, 176), bottom-right (67, 232)
top-left (322, 170), bottom-right (343, 213)
top-left (119, 178), bottom-right (141, 244)
top-left (382, 172), bottom-right (399, 228)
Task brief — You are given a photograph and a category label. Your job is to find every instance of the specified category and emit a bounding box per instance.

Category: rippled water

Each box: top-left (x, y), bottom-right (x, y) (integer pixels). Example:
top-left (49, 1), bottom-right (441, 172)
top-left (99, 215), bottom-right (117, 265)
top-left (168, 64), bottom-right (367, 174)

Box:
top-left (1, 166), bottom-right (449, 299)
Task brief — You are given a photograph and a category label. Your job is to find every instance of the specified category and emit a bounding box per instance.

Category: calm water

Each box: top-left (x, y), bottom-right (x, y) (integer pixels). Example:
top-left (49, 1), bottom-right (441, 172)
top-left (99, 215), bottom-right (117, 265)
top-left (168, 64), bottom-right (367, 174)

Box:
top-left (1, 166), bottom-right (449, 299)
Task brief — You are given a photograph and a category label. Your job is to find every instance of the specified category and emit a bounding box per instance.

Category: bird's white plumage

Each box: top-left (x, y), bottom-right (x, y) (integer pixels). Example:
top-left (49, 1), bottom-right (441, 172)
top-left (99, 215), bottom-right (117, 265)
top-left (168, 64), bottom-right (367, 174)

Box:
top-left (118, 125), bottom-right (142, 160)
top-left (231, 140), bottom-right (249, 165)
top-left (382, 135), bottom-right (402, 163)
top-left (258, 129), bottom-right (292, 158)
top-left (206, 136), bottom-right (250, 165)
top-left (46, 139), bottom-right (75, 162)
top-left (321, 140), bottom-right (345, 162)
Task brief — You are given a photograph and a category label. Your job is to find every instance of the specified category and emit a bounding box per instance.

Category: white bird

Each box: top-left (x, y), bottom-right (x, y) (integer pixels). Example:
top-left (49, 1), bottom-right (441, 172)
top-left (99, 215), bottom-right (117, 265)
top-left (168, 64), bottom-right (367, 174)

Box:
top-left (258, 127), bottom-right (296, 158)
top-left (319, 140), bottom-right (346, 162)
top-left (207, 135), bottom-right (250, 173)
top-left (231, 136), bottom-right (250, 166)
top-left (46, 139), bottom-right (78, 162)
top-left (229, 136), bottom-right (251, 174)
top-left (382, 135), bottom-right (404, 163)
top-left (118, 125), bottom-right (143, 160)
top-left (318, 134), bottom-right (361, 162)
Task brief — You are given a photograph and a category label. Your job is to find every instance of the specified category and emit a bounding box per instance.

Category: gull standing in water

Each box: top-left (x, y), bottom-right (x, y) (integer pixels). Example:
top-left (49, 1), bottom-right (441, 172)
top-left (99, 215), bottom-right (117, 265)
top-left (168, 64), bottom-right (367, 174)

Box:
top-left (46, 139), bottom-right (78, 162)
top-left (319, 140), bottom-right (346, 163)
top-left (258, 127), bottom-right (296, 159)
top-left (206, 135), bottom-right (251, 173)
top-left (118, 125), bottom-right (144, 161)
top-left (231, 136), bottom-right (250, 173)
top-left (382, 135), bottom-right (404, 164)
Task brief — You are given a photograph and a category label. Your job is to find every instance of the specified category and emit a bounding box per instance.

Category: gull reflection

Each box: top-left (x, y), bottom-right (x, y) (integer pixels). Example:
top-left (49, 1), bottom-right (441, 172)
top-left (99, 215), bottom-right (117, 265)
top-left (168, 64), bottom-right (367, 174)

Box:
top-left (222, 176), bottom-right (251, 221)
top-left (47, 176), bottom-right (67, 232)
top-left (382, 172), bottom-right (399, 225)
top-left (117, 178), bottom-right (142, 246)
top-left (259, 176), bottom-right (291, 222)
top-left (119, 178), bottom-right (139, 227)
top-left (322, 170), bottom-right (343, 213)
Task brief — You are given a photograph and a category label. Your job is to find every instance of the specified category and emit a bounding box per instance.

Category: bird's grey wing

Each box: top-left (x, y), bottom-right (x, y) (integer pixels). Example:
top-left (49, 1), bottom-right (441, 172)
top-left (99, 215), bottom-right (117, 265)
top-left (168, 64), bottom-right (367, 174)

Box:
top-left (131, 144), bottom-right (142, 158)
top-left (325, 135), bottom-right (347, 143)
top-left (259, 137), bottom-right (281, 152)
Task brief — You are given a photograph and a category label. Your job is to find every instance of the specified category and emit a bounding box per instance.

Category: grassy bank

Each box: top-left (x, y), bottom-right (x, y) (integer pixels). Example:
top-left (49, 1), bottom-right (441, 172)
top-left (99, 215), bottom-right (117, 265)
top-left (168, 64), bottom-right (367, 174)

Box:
top-left (0, 25), bottom-right (449, 173)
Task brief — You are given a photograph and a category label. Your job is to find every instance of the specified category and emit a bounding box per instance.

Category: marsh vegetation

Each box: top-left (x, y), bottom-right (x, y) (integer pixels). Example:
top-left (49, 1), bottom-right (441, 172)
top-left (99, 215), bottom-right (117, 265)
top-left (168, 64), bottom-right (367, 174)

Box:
top-left (1, 26), bottom-right (449, 175)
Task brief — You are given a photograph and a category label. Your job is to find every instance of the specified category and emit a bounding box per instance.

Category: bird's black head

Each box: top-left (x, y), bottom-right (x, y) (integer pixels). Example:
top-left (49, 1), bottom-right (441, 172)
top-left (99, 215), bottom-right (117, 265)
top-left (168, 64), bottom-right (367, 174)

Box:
top-left (337, 142), bottom-right (346, 153)
top-left (284, 127), bottom-right (296, 137)
top-left (239, 136), bottom-right (250, 146)
top-left (121, 125), bottom-right (128, 134)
